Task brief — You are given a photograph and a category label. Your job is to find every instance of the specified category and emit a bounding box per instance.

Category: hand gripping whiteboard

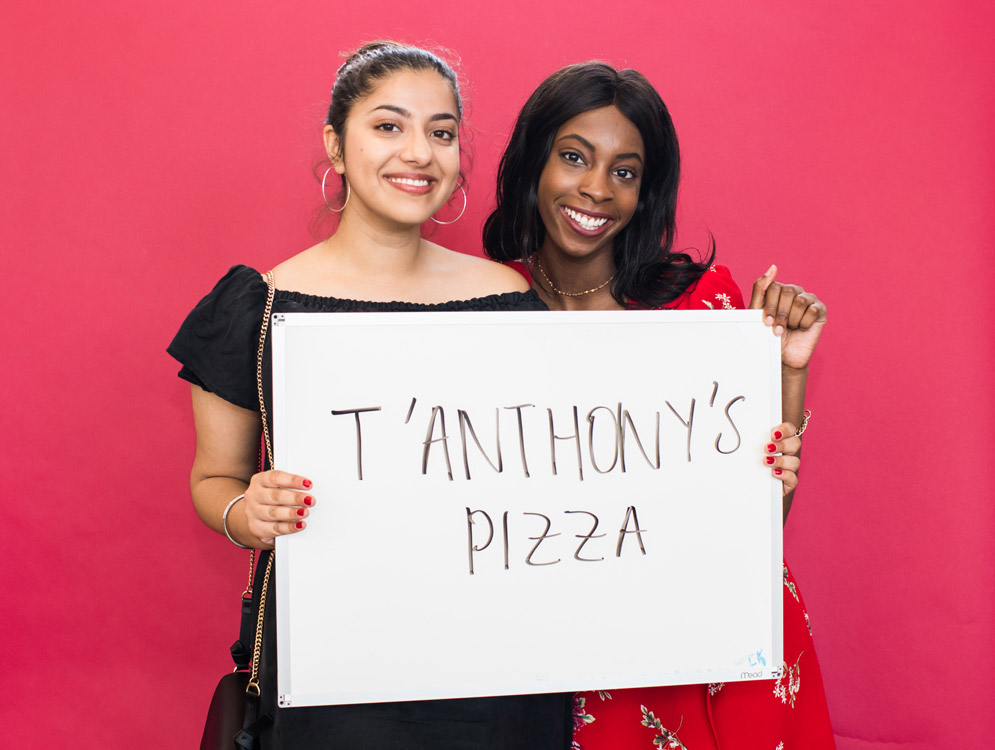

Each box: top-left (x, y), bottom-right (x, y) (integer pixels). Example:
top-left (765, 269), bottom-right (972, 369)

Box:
top-left (271, 310), bottom-right (782, 707)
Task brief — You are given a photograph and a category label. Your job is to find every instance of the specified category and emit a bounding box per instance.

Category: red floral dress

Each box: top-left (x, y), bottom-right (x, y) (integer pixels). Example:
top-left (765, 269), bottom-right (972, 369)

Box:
top-left (569, 264), bottom-right (835, 750)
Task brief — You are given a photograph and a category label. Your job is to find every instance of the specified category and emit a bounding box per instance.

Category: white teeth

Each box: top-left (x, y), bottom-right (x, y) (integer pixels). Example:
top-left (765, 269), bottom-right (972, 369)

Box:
top-left (564, 206), bottom-right (609, 230)
top-left (387, 177), bottom-right (430, 187)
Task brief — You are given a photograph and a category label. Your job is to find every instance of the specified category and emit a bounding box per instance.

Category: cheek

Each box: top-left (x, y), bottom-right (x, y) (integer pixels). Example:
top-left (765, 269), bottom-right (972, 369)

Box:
top-left (341, 142), bottom-right (367, 174)
top-left (536, 185), bottom-right (557, 225)
top-left (432, 145), bottom-right (459, 178)
top-left (620, 186), bottom-right (642, 223)
top-left (536, 166), bottom-right (559, 211)
top-left (442, 148), bottom-right (460, 175)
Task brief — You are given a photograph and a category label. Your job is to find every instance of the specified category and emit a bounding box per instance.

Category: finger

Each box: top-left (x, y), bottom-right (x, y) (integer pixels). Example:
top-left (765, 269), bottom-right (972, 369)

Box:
top-left (772, 285), bottom-right (802, 336)
top-left (768, 435), bottom-right (802, 457)
top-left (762, 283), bottom-right (783, 327)
top-left (261, 469), bottom-right (313, 491)
top-left (248, 517), bottom-right (307, 543)
top-left (262, 500), bottom-right (311, 524)
top-left (798, 299), bottom-right (827, 330)
top-left (243, 489), bottom-right (314, 533)
top-left (266, 488), bottom-right (313, 509)
top-left (765, 454), bottom-right (800, 473)
top-left (271, 519), bottom-right (308, 537)
top-left (748, 264), bottom-right (777, 310)
top-left (786, 293), bottom-right (816, 329)
top-left (771, 423), bottom-right (797, 441)
top-left (775, 468), bottom-right (798, 495)
top-left (765, 429), bottom-right (801, 458)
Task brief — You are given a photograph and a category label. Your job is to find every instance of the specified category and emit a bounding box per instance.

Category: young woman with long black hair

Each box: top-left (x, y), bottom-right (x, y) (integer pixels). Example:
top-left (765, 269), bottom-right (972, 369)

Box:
top-left (484, 62), bottom-right (834, 749)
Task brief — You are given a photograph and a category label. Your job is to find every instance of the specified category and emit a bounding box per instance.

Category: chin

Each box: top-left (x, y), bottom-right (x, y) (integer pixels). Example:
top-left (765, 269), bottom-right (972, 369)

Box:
top-left (388, 209), bottom-right (436, 227)
top-left (557, 238), bottom-right (613, 261)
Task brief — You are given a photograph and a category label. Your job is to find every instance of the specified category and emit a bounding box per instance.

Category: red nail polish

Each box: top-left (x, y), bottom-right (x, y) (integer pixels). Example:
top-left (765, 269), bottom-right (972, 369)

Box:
top-left (773, 430), bottom-right (783, 440)
top-left (303, 496), bottom-right (313, 506)
top-left (774, 469), bottom-right (783, 476)
top-left (302, 479), bottom-right (312, 489)
top-left (296, 508), bottom-right (306, 517)
top-left (295, 521), bottom-right (304, 529)
top-left (765, 456), bottom-right (776, 465)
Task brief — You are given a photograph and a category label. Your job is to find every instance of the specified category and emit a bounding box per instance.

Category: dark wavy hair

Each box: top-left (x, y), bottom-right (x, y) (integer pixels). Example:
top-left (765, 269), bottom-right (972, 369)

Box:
top-left (483, 62), bottom-right (713, 308)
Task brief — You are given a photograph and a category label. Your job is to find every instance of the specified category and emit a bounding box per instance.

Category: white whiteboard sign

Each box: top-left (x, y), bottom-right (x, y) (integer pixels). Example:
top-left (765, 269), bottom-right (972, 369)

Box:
top-left (272, 310), bottom-right (782, 708)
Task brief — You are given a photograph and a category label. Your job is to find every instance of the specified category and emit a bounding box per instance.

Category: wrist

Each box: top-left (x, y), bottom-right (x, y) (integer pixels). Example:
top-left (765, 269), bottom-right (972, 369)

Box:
top-left (223, 493), bottom-right (252, 549)
top-left (782, 364), bottom-right (809, 378)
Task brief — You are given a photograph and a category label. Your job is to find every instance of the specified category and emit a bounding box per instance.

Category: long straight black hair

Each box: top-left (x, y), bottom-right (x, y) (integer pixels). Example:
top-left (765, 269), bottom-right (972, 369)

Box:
top-left (483, 62), bottom-right (713, 308)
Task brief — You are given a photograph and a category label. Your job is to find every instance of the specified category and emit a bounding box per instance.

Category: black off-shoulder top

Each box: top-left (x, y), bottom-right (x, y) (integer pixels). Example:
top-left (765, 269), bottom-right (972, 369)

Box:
top-left (169, 264), bottom-right (547, 412)
top-left (169, 264), bottom-right (548, 414)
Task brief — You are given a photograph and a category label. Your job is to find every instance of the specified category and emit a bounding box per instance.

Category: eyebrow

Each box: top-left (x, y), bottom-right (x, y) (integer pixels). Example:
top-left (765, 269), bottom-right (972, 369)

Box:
top-left (370, 104), bottom-right (458, 123)
top-left (557, 133), bottom-right (644, 163)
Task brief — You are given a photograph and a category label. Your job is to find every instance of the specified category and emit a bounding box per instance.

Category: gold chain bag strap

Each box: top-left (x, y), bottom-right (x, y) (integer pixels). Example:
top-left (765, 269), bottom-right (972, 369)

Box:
top-left (200, 270), bottom-right (277, 750)
top-left (246, 269), bottom-right (277, 698)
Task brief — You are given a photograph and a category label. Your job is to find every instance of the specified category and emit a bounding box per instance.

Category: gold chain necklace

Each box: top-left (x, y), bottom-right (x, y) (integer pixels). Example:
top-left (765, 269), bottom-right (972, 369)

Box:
top-left (535, 257), bottom-right (615, 297)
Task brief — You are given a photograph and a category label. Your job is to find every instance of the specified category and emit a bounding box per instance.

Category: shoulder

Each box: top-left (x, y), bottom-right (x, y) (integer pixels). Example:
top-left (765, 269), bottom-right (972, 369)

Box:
top-left (188, 264), bottom-right (268, 308)
top-left (666, 264), bottom-right (745, 310)
top-left (428, 243), bottom-right (530, 296)
top-left (181, 264), bottom-right (269, 328)
top-left (506, 260), bottom-right (532, 285)
top-left (166, 264), bottom-right (267, 411)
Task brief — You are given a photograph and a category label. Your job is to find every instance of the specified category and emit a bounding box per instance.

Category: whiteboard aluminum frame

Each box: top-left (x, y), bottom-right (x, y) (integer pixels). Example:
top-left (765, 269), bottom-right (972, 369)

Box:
top-left (272, 309), bottom-right (783, 707)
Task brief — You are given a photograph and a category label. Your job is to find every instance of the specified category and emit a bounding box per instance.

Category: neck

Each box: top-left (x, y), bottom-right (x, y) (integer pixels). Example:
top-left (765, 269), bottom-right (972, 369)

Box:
top-left (533, 250), bottom-right (623, 311)
top-left (326, 205), bottom-right (425, 277)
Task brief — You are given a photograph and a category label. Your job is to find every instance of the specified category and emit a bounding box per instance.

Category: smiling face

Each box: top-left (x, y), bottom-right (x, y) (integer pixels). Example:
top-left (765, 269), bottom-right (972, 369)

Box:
top-left (536, 105), bottom-right (645, 263)
top-left (325, 69), bottom-right (461, 228)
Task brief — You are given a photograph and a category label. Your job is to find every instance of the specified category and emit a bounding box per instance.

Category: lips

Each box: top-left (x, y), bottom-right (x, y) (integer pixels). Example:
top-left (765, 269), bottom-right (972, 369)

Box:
top-left (560, 205), bottom-right (614, 237)
top-left (384, 173), bottom-right (436, 195)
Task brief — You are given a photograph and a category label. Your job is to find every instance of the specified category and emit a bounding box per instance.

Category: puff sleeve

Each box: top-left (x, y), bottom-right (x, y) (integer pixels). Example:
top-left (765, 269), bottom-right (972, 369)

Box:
top-left (167, 265), bottom-right (268, 411)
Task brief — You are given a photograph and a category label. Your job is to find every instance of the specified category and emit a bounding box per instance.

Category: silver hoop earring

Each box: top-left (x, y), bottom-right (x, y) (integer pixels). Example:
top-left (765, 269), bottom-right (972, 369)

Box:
top-left (322, 167), bottom-right (350, 213)
top-left (431, 184), bottom-right (467, 225)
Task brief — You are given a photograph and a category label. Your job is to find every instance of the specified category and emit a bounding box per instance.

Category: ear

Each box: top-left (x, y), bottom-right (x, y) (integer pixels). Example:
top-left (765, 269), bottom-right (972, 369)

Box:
top-left (323, 125), bottom-right (346, 175)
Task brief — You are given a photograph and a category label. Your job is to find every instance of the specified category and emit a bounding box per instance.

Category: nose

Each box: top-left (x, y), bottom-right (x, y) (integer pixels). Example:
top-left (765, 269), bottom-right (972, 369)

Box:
top-left (400, 129), bottom-right (433, 166)
top-left (579, 167), bottom-right (613, 203)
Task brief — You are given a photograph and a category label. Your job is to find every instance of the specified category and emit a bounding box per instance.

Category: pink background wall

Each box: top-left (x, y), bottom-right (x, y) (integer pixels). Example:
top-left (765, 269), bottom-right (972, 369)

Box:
top-left (3, 1), bottom-right (993, 747)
